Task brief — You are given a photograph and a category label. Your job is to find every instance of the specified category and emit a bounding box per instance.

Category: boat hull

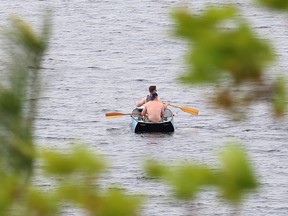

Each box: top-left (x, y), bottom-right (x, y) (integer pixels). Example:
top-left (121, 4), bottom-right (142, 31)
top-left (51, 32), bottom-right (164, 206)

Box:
top-left (131, 108), bottom-right (174, 133)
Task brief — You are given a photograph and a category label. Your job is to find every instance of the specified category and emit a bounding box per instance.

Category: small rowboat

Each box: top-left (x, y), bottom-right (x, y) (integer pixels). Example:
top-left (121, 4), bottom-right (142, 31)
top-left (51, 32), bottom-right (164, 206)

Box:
top-left (105, 104), bottom-right (198, 133)
top-left (131, 108), bottom-right (174, 133)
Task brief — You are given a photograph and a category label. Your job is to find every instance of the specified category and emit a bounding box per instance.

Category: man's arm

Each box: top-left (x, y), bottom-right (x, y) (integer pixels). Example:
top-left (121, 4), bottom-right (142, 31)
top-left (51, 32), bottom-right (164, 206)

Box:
top-left (160, 107), bottom-right (165, 117)
top-left (162, 102), bottom-right (169, 109)
top-left (136, 97), bottom-right (146, 107)
top-left (141, 106), bottom-right (147, 116)
top-left (158, 98), bottom-right (169, 109)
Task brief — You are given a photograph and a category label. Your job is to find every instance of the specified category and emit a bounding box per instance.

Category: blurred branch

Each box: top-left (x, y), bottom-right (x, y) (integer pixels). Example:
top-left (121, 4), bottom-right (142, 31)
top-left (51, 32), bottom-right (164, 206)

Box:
top-left (172, 5), bottom-right (287, 118)
top-left (145, 143), bottom-right (258, 205)
top-left (0, 12), bottom-right (51, 179)
top-left (255, 0), bottom-right (288, 11)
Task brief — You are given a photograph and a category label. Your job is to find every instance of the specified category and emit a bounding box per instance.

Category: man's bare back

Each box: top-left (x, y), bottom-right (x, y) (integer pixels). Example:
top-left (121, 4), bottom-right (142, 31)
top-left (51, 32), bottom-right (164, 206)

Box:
top-left (141, 100), bottom-right (165, 122)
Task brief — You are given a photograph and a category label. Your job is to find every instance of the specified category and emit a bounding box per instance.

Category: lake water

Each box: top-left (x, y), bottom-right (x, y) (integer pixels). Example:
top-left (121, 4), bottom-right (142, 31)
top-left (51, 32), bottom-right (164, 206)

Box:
top-left (0, 1), bottom-right (288, 215)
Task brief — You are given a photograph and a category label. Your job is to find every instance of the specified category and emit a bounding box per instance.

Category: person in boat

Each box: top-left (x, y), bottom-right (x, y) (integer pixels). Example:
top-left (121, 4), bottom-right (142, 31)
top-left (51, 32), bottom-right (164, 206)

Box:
top-left (136, 85), bottom-right (168, 108)
top-left (141, 92), bottom-right (165, 122)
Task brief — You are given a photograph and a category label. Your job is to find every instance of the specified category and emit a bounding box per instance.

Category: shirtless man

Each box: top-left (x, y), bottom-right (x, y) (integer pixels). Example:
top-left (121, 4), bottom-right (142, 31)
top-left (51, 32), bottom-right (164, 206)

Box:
top-left (141, 93), bottom-right (165, 122)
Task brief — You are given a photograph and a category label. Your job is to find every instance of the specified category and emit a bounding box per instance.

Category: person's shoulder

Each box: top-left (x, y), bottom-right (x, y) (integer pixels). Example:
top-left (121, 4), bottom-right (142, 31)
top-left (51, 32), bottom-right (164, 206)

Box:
top-left (145, 101), bottom-right (153, 106)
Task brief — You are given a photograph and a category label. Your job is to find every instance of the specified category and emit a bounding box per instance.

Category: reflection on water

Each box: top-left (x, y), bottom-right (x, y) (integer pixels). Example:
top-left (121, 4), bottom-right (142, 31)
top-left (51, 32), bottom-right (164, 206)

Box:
top-left (1, 1), bottom-right (288, 215)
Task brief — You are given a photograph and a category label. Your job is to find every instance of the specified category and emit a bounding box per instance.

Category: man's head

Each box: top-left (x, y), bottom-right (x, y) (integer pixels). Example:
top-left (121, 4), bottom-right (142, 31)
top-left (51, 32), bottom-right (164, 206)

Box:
top-left (149, 86), bottom-right (157, 93)
top-left (150, 92), bottom-right (158, 100)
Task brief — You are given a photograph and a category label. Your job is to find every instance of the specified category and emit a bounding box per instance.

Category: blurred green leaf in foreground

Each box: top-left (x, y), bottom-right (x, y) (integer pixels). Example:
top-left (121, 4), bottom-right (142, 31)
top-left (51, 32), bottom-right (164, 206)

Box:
top-left (172, 4), bottom-right (287, 118)
top-left (41, 146), bottom-right (143, 216)
top-left (256, 0), bottom-right (288, 11)
top-left (0, 14), bottom-right (143, 216)
top-left (0, 13), bottom-right (51, 181)
top-left (145, 143), bottom-right (258, 205)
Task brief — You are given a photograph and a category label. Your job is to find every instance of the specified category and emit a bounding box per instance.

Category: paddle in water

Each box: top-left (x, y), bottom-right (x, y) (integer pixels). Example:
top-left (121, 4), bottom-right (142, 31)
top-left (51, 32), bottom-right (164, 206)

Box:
top-left (105, 112), bottom-right (140, 118)
top-left (168, 104), bottom-right (199, 115)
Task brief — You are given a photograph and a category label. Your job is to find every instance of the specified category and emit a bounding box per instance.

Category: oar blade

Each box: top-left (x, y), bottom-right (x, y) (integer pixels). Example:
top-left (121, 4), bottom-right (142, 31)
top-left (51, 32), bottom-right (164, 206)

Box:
top-left (181, 107), bottom-right (199, 115)
top-left (105, 112), bottom-right (127, 118)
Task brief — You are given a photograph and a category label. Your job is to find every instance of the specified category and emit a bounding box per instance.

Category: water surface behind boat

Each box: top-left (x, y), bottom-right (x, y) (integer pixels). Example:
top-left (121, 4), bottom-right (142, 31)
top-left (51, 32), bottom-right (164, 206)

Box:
top-left (1, 1), bottom-right (288, 215)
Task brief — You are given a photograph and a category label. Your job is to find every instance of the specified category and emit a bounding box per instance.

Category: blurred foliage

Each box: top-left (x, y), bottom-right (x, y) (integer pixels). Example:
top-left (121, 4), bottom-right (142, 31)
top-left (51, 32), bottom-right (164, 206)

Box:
top-left (41, 146), bottom-right (143, 216)
top-left (256, 0), bottom-right (288, 11)
top-left (217, 144), bottom-right (258, 203)
top-left (172, 4), bottom-right (287, 118)
top-left (0, 146), bottom-right (143, 216)
top-left (2, 1), bottom-right (285, 215)
top-left (145, 143), bottom-right (258, 205)
top-left (272, 77), bottom-right (287, 116)
top-left (42, 145), bottom-right (106, 176)
top-left (0, 14), bottom-right (51, 181)
top-left (0, 14), bottom-right (143, 216)
top-left (172, 6), bottom-right (274, 84)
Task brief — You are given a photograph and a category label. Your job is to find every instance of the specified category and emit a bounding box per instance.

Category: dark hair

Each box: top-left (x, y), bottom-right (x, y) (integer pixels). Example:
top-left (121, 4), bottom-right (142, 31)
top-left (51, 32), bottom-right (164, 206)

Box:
top-left (150, 92), bottom-right (158, 100)
top-left (149, 85), bottom-right (156, 93)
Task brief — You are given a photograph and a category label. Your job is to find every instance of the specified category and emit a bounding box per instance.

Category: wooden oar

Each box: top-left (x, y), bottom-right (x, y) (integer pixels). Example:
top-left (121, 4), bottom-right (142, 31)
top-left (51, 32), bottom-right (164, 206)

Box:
top-left (105, 112), bottom-right (140, 118)
top-left (105, 112), bottom-right (132, 118)
top-left (168, 104), bottom-right (199, 115)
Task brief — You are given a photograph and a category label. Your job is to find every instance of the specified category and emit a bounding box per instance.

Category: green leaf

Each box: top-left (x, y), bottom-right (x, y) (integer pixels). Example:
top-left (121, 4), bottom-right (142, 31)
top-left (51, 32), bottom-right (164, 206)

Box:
top-left (272, 76), bottom-right (287, 116)
top-left (167, 164), bottom-right (215, 200)
top-left (172, 5), bottom-right (274, 85)
top-left (25, 188), bottom-right (59, 215)
top-left (97, 188), bottom-right (143, 216)
top-left (256, 0), bottom-right (288, 11)
top-left (217, 144), bottom-right (258, 204)
top-left (42, 146), bottom-right (106, 176)
top-left (9, 16), bottom-right (46, 55)
top-left (144, 159), bottom-right (168, 178)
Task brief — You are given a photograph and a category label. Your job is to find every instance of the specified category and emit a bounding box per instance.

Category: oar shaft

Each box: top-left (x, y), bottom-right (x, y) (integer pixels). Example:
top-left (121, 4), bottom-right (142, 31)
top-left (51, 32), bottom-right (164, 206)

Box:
top-left (105, 112), bottom-right (130, 118)
top-left (105, 111), bottom-right (141, 118)
top-left (168, 104), bottom-right (181, 109)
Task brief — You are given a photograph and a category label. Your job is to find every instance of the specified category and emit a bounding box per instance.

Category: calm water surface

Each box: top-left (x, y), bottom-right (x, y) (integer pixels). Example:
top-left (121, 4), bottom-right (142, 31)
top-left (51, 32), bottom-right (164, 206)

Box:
top-left (0, 1), bottom-right (288, 215)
